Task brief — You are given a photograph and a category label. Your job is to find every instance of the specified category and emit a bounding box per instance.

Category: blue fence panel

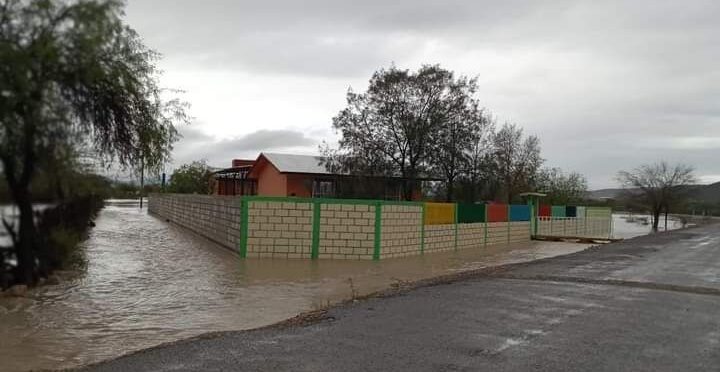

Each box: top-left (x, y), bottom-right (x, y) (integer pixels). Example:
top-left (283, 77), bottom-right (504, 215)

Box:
top-left (509, 205), bottom-right (531, 221)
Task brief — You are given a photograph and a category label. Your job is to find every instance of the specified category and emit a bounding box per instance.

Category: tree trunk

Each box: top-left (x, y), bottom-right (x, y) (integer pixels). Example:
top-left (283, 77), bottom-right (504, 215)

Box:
top-left (403, 179), bottom-right (413, 201)
top-left (652, 208), bottom-right (661, 232)
top-left (664, 208), bottom-right (669, 232)
top-left (12, 189), bottom-right (36, 285)
top-left (445, 176), bottom-right (454, 202)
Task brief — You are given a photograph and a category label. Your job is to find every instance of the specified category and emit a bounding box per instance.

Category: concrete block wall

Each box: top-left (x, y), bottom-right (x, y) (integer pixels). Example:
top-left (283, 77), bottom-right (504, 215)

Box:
top-left (457, 223), bottom-right (486, 249)
top-left (149, 194), bottom-right (541, 261)
top-left (583, 218), bottom-right (612, 239)
top-left (318, 203), bottom-right (376, 260)
top-left (537, 217), bottom-right (611, 239)
top-left (485, 222), bottom-right (510, 246)
top-left (380, 204), bottom-right (423, 259)
top-left (245, 200), bottom-right (313, 258)
top-left (424, 224), bottom-right (456, 253)
top-left (508, 222), bottom-right (531, 244)
top-left (148, 194), bottom-right (241, 251)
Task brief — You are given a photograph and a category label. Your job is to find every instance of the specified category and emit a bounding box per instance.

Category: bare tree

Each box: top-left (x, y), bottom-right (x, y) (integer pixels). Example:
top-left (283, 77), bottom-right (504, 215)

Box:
top-left (617, 162), bottom-right (696, 231)
top-left (492, 123), bottom-right (543, 203)
top-left (536, 167), bottom-right (588, 205)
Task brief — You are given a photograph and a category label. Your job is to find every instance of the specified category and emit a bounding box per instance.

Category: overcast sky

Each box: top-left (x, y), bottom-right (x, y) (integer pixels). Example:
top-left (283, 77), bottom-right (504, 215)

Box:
top-left (124, 0), bottom-right (719, 189)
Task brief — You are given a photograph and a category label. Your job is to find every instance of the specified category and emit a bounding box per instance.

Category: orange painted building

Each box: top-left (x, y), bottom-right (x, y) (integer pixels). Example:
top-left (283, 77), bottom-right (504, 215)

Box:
top-left (212, 153), bottom-right (431, 200)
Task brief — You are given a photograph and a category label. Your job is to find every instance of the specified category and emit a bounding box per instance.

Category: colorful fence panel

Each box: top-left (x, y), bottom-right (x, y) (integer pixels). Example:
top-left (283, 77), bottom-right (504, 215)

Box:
top-left (457, 203), bottom-right (486, 223)
top-left (538, 204), bottom-right (552, 217)
top-left (509, 205), bottom-right (531, 221)
top-left (576, 206), bottom-right (586, 219)
top-left (586, 207), bottom-right (612, 218)
top-left (424, 202), bottom-right (456, 225)
top-left (551, 205), bottom-right (566, 217)
top-left (566, 206), bottom-right (577, 218)
top-left (487, 204), bottom-right (509, 222)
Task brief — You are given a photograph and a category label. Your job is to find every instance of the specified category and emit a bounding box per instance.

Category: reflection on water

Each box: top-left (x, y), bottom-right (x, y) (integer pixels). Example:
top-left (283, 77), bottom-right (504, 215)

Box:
top-left (0, 200), bottom-right (588, 371)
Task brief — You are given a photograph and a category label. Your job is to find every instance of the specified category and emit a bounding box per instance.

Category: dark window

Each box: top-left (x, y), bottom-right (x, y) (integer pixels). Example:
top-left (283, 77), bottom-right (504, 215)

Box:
top-left (312, 179), bottom-right (336, 198)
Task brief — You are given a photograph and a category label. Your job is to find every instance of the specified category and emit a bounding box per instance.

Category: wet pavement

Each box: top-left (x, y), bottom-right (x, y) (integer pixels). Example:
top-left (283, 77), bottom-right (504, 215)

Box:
top-left (83, 224), bottom-right (720, 372)
top-left (0, 201), bottom-right (588, 372)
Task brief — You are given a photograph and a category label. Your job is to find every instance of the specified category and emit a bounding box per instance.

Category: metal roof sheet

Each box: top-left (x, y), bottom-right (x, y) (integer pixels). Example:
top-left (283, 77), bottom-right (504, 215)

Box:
top-left (262, 152), bottom-right (330, 174)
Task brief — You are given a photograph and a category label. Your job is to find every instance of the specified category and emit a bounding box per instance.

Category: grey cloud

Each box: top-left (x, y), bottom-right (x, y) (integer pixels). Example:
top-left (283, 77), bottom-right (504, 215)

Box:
top-left (172, 127), bottom-right (317, 169)
top-left (125, 0), bottom-right (720, 188)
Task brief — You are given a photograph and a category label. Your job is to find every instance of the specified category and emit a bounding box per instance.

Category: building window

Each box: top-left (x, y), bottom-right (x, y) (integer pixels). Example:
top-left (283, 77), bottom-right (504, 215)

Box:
top-left (312, 179), bottom-right (336, 198)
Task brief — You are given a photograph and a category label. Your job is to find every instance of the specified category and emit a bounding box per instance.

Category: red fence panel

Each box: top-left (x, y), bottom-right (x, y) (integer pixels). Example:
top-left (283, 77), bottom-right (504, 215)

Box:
top-left (487, 204), bottom-right (508, 222)
top-left (538, 204), bottom-right (552, 217)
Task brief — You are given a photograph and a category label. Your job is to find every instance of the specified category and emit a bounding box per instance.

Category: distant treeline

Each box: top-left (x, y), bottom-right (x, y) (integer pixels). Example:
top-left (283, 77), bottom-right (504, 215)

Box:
top-left (0, 170), bottom-right (160, 204)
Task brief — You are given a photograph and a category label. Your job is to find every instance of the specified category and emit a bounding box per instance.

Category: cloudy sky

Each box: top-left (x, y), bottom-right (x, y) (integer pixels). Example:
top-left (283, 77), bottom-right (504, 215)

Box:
top-left (124, 0), bottom-right (719, 189)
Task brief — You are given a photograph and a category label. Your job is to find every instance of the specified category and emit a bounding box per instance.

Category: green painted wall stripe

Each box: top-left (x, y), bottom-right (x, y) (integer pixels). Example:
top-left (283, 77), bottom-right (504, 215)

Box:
top-left (420, 202), bottom-right (426, 254)
top-left (373, 202), bottom-right (382, 260)
top-left (483, 206), bottom-right (488, 248)
top-left (239, 199), bottom-right (249, 258)
top-left (311, 201), bottom-right (321, 259)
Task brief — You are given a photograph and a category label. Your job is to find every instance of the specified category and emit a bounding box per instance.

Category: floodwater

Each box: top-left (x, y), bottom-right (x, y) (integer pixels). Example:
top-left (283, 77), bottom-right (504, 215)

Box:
top-left (0, 200), bottom-right (590, 371)
top-left (612, 212), bottom-right (684, 239)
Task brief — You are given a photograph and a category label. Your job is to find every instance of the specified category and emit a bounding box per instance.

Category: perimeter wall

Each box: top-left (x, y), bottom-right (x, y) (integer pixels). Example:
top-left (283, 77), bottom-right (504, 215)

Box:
top-left (149, 194), bottom-right (610, 260)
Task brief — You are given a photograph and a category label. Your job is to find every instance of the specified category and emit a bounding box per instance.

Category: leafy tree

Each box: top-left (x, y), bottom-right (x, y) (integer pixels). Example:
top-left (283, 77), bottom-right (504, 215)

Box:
top-left (168, 160), bottom-right (214, 194)
top-left (326, 65), bottom-right (475, 200)
top-left (492, 123), bottom-right (543, 203)
top-left (535, 167), bottom-right (588, 205)
top-left (0, 0), bottom-right (185, 284)
top-left (617, 162), bottom-right (695, 231)
top-left (456, 114), bottom-right (496, 202)
top-left (430, 81), bottom-right (492, 202)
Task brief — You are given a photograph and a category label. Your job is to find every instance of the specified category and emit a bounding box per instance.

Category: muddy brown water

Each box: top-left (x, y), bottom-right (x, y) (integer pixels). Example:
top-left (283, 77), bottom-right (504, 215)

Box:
top-left (0, 200), bottom-right (589, 372)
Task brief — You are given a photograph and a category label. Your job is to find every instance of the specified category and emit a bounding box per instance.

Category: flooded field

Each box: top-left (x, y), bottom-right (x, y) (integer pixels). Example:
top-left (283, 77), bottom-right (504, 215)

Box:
top-left (0, 200), bottom-right (591, 371)
top-left (612, 212), bottom-right (684, 239)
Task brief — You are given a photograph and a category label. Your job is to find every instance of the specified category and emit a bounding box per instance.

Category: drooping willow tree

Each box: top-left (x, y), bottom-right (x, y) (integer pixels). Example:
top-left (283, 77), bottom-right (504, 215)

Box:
top-left (0, 0), bottom-right (187, 284)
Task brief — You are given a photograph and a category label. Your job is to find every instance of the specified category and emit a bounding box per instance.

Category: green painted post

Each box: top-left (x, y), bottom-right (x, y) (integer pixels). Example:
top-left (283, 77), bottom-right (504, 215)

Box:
top-left (373, 202), bottom-right (382, 260)
top-left (311, 201), bottom-right (321, 259)
top-left (483, 205), bottom-right (488, 248)
top-left (239, 198), bottom-right (249, 258)
top-left (507, 205), bottom-right (511, 244)
top-left (420, 203), bottom-right (426, 254)
top-left (454, 203), bottom-right (459, 250)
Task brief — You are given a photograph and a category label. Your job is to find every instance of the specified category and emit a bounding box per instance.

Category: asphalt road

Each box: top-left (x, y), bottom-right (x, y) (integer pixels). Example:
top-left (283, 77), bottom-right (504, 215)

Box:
top-left (82, 225), bottom-right (720, 372)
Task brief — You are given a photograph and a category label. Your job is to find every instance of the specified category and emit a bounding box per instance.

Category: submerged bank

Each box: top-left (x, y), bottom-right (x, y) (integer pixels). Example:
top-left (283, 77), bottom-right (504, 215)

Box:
top-left (0, 200), bottom-right (590, 371)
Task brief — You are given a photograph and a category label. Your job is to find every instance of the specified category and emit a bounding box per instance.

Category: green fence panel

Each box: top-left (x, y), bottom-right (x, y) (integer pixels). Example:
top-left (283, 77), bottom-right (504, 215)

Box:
top-left (586, 206), bottom-right (612, 218)
top-left (457, 203), bottom-right (486, 223)
top-left (551, 205), bottom-right (567, 217)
